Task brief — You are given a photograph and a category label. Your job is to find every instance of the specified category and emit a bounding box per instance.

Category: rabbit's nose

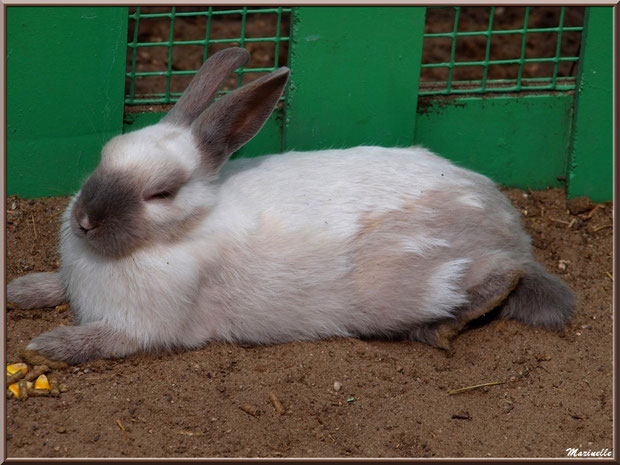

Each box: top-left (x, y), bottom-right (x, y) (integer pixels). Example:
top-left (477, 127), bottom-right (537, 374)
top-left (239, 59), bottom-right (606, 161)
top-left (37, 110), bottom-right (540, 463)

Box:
top-left (78, 214), bottom-right (95, 232)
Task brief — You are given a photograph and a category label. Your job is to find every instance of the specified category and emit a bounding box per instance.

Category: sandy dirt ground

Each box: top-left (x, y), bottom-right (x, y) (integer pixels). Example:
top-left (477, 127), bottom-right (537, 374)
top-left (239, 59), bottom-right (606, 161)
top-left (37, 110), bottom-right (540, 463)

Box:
top-left (5, 188), bottom-right (613, 458)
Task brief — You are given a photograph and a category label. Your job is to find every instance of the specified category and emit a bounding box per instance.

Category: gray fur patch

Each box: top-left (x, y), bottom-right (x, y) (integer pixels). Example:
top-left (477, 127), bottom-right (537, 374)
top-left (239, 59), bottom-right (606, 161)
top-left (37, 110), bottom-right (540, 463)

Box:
top-left (7, 272), bottom-right (66, 309)
top-left (500, 263), bottom-right (576, 330)
top-left (162, 47), bottom-right (250, 126)
top-left (73, 169), bottom-right (145, 257)
top-left (26, 321), bottom-right (141, 364)
top-left (191, 67), bottom-right (289, 173)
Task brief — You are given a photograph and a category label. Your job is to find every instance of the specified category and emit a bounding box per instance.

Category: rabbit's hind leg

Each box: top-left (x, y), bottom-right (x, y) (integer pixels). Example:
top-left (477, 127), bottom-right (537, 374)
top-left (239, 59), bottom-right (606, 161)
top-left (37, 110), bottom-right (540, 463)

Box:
top-left (409, 269), bottom-right (524, 351)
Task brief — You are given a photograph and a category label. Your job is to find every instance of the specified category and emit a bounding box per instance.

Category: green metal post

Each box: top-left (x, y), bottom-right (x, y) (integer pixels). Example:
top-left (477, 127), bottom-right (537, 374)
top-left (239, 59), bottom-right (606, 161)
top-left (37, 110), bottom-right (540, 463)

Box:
top-left (7, 7), bottom-right (129, 198)
top-left (567, 7), bottom-right (613, 202)
top-left (284, 7), bottom-right (426, 151)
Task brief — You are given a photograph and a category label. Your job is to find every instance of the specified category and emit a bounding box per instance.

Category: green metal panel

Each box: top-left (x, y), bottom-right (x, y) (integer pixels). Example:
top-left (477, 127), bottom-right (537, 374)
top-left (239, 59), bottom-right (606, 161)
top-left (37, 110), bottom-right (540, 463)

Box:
top-left (7, 7), bottom-right (128, 198)
top-left (567, 7), bottom-right (613, 202)
top-left (6, 6), bottom-right (610, 201)
top-left (284, 7), bottom-right (426, 151)
top-left (414, 94), bottom-right (573, 189)
top-left (123, 110), bottom-right (283, 159)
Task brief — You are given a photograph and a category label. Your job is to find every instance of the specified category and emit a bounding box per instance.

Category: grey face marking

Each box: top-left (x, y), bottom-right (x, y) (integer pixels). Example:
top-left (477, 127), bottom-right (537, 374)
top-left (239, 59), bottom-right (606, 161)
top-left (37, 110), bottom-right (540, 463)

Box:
top-left (72, 169), bottom-right (146, 258)
top-left (143, 167), bottom-right (186, 201)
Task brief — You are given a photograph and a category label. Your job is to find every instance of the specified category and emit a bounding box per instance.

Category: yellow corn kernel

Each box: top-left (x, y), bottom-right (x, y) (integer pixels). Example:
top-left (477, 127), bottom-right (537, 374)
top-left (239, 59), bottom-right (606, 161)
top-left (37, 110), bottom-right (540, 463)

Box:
top-left (8, 383), bottom-right (19, 397)
top-left (8, 381), bottom-right (33, 397)
top-left (6, 363), bottom-right (28, 376)
top-left (34, 374), bottom-right (50, 391)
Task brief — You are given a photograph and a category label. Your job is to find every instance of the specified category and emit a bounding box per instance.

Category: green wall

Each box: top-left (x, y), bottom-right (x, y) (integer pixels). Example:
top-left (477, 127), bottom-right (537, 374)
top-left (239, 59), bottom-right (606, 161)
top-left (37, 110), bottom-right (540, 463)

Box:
top-left (284, 7), bottom-right (426, 150)
top-left (5, 6), bottom-right (613, 202)
top-left (414, 95), bottom-right (574, 190)
top-left (7, 7), bottom-right (128, 197)
top-left (566, 7), bottom-right (614, 202)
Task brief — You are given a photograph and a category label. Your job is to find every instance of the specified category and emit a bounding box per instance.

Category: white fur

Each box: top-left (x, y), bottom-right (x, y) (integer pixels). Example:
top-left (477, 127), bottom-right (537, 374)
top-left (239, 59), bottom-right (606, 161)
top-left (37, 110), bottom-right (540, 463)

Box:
top-left (59, 200), bottom-right (204, 348)
top-left (401, 236), bottom-right (451, 257)
top-left (210, 145), bottom-right (488, 239)
top-left (102, 123), bottom-right (200, 174)
top-left (57, 126), bottom-right (530, 351)
top-left (425, 258), bottom-right (472, 319)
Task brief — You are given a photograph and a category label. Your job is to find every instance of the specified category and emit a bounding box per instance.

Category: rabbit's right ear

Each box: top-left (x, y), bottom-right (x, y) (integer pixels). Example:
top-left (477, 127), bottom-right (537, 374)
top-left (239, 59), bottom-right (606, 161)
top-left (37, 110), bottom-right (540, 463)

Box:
top-left (162, 47), bottom-right (250, 126)
top-left (190, 67), bottom-right (290, 173)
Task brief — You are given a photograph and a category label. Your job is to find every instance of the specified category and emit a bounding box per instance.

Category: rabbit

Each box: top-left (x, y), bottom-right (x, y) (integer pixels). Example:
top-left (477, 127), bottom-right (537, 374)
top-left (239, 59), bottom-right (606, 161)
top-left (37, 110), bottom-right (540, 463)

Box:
top-left (7, 47), bottom-right (575, 364)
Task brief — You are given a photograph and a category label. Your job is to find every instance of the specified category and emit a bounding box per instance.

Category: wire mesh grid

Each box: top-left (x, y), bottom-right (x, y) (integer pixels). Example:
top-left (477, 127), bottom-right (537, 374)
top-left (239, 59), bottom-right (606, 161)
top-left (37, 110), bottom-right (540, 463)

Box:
top-left (420, 6), bottom-right (585, 95)
top-left (126, 6), bottom-right (291, 105)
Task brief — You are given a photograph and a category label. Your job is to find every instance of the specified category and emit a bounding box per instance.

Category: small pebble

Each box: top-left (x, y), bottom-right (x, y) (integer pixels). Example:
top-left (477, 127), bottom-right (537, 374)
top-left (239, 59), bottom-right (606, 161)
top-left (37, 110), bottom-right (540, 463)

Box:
top-left (239, 404), bottom-right (261, 417)
top-left (567, 196), bottom-right (594, 215)
top-left (333, 381), bottom-right (342, 392)
top-left (451, 411), bottom-right (471, 420)
top-left (56, 427), bottom-right (66, 434)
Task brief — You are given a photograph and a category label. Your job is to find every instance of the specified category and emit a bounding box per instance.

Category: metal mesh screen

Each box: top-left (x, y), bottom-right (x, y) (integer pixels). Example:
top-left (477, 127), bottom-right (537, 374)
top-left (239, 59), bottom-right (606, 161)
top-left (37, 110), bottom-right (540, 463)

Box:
top-left (125, 6), bottom-right (586, 103)
top-left (420, 6), bottom-right (585, 95)
top-left (126, 6), bottom-right (291, 105)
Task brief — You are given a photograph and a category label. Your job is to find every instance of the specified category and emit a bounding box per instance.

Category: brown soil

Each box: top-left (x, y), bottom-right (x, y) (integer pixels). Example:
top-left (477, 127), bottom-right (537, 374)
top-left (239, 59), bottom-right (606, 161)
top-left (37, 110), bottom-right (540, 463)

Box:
top-left (5, 188), bottom-right (613, 458)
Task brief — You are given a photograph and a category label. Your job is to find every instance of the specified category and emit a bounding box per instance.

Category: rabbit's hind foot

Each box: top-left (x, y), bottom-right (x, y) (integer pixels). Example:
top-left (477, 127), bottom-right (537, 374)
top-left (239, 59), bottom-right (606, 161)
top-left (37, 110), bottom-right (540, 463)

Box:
top-left (409, 269), bottom-right (524, 352)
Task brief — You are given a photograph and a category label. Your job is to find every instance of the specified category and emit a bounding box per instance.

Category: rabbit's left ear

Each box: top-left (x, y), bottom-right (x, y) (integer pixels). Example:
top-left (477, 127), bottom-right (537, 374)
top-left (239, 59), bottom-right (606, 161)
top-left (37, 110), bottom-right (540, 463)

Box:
top-left (162, 47), bottom-right (250, 126)
top-left (191, 67), bottom-right (290, 172)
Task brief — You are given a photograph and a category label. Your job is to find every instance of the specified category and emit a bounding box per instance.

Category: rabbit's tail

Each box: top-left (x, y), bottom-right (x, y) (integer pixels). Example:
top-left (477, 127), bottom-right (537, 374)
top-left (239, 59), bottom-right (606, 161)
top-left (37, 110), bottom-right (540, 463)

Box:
top-left (500, 263), bottom-right (576, 330)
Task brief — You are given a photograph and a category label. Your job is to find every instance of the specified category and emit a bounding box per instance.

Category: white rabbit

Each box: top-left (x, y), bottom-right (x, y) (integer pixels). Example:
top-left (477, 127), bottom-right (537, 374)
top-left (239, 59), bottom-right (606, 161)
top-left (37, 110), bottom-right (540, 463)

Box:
top-left (7, 47), bottom-right (575, 364)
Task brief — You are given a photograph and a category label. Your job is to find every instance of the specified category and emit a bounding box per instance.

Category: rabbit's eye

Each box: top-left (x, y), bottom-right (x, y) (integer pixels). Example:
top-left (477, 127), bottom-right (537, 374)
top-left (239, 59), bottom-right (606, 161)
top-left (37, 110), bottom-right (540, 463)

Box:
top-left (146, 191), bottom-right (174, 201)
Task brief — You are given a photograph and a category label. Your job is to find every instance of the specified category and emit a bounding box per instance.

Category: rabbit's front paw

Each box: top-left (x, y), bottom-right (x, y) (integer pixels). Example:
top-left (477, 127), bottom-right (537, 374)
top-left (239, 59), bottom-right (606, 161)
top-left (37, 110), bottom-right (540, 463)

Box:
top-left (7, 272), bottom-right (66, 309)
top-left (26, 322), bottom-right (139, 365)
top-left (27, 326), bottom-right (92, 365)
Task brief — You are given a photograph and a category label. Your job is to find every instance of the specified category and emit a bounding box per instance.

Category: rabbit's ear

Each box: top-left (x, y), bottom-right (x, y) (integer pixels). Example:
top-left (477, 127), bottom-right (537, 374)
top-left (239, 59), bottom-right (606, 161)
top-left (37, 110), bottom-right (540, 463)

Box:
top-left (162, 47), bottom-right (250, 126)
top-left (191, 67), bottom-right (290, 172)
